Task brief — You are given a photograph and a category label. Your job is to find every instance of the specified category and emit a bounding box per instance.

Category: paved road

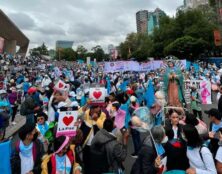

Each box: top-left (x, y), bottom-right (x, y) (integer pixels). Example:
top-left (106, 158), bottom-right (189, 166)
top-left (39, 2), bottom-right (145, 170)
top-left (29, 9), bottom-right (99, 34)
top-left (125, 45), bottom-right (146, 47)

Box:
top-left (6, 92), bottom-right (218, 174)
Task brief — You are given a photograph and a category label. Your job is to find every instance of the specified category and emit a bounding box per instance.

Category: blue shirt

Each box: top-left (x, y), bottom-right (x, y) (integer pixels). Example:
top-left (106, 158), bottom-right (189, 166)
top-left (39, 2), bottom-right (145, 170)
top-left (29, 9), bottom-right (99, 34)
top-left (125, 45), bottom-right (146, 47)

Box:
top-left (212, 121), bottom-right (222, 132)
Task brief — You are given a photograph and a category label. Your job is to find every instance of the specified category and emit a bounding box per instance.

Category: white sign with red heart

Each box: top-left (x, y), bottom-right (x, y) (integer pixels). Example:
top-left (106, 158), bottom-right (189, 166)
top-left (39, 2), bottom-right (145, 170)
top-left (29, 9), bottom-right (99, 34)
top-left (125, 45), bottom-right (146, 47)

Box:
top-left (56, 110), bottom-right (78, 137)
top-left (89, 87), bottom-right (107, 104)
top-left (54, 80), bottom-right (70, 92)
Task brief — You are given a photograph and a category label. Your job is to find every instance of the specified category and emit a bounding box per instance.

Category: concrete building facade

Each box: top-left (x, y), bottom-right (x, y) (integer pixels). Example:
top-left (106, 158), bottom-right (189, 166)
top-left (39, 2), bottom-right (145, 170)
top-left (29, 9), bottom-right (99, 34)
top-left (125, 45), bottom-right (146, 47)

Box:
top-left (56, 40), bottom-right (74, 50)
top-left (148, 8), bottom-right (166, 35)
top-left (0, 10), bottom-right (29, 55)
top-left (177, 0), bottom-right (209, 11)
top-left (136, 10), bottom-right (149, 33)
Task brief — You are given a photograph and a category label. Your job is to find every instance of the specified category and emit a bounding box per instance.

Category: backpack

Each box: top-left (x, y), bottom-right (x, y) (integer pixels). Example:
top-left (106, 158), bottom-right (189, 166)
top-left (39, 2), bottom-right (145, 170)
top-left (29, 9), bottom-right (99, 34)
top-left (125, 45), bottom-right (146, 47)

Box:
top-left (90, 139), bottom-right (115, 174)
top-left (20, 99), bottom-right (30, 116)
top-left (0, 112), bottom-right (10, 129)
top-left (199, 145), bottom-right (216, 167)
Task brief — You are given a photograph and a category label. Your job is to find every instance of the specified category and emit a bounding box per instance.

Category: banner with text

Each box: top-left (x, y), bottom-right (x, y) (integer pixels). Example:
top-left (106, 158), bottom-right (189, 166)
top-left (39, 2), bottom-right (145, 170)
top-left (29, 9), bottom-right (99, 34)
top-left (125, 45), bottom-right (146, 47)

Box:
top-left (104, 60), bottom-right (186, 73)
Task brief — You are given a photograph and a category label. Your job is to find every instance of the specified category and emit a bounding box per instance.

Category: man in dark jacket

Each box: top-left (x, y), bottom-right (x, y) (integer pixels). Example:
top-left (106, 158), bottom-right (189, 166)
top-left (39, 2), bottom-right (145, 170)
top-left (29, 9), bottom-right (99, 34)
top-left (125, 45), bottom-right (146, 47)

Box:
top-left (131, 125), bottom-right (167, 174)
top-left (20, 87), bottom-right (40, 123)
top-left (90, 118), bottom-right (129, 173)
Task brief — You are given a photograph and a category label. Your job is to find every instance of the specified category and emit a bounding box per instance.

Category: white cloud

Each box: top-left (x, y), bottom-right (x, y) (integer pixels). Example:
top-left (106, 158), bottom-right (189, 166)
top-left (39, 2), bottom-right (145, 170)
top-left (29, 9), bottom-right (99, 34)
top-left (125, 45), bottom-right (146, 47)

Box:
top-left (0, 0), bottom-right (183, 51)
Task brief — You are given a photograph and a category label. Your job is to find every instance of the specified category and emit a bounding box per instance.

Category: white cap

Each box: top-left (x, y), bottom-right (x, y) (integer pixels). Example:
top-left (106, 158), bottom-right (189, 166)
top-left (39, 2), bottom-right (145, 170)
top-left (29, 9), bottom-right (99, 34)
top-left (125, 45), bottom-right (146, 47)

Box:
top-left (69, 91), bottom-right (76, 97)
top-left (130, 96), bottom-right (137, 102)
top-left (70, 101), bottom-right (79, 107)
top-left (58, 102), bottom-right (66, 108)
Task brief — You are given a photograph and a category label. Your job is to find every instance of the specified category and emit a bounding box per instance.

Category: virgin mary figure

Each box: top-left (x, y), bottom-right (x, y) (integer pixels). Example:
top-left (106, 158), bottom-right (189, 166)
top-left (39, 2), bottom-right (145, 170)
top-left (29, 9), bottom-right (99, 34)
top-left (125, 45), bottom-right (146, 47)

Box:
top-left (163, 60), bottom-right (185, 107)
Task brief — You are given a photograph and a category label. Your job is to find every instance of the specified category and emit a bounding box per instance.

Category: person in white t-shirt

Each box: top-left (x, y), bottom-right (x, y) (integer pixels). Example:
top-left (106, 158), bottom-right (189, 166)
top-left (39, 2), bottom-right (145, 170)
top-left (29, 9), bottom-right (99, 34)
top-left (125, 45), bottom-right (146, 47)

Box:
top-left (182, 124), bottom-right (217, 174)
top-left (216, 128), bottom-right (222, 174)
top-left (12, 123), bottom-right (44, 174)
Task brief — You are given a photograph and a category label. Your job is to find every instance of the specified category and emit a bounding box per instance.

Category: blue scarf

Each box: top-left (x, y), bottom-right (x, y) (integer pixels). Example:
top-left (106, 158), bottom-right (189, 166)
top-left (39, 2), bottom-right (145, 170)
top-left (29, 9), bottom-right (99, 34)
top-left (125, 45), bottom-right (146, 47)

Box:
top-left (19, 141), bottom-right (33, 158)
top-left (37, 123), bottom-right (49, 136)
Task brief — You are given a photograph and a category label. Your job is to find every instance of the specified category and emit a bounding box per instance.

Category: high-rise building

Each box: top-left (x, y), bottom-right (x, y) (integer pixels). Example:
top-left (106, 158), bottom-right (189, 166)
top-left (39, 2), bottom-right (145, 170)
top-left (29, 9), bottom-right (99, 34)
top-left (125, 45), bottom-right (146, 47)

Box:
top-left (177, 0), bottom-right (209, 11)
top-left (56, 40), bottom-right (74, 50)
top-left (136, 10), bottom-right (149, 33)
top-left (148, 8), bottom-right (166, 35)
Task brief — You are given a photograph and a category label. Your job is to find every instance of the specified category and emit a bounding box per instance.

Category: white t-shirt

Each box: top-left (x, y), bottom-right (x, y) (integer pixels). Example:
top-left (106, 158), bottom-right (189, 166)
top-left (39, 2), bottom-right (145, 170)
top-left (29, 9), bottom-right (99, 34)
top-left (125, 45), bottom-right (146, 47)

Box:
top-left (56, 155), bottom-right (71, 174)
top-left (19, 142), bottom-right (34, 174)
top-left (216, 146), bottom-right (222, 163)
top-left (187, 147), bottom-right (217, 174)
top-left (172, 126), bottom-right (178, 139)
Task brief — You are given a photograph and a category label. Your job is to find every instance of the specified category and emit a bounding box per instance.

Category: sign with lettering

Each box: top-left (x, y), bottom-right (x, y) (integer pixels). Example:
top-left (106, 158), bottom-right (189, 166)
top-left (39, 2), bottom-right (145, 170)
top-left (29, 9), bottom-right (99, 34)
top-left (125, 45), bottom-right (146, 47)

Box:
top-left (56, 110), bottom-right (78, 137)
top-left (89, 87), bottom-right (107, 104)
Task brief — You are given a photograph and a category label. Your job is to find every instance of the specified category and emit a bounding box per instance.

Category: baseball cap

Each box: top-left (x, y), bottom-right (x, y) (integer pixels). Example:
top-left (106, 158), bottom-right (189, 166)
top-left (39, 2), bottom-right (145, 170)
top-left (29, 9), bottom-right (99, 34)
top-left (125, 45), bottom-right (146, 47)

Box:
top-left (27, 87), bottom-right (37, 94)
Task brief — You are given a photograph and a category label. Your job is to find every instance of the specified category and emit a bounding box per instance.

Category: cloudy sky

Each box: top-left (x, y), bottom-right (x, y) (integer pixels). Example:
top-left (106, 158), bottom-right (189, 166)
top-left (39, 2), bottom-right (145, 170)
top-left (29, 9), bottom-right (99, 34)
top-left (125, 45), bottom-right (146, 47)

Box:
top-left (1, 0), bottom-right (183, 52)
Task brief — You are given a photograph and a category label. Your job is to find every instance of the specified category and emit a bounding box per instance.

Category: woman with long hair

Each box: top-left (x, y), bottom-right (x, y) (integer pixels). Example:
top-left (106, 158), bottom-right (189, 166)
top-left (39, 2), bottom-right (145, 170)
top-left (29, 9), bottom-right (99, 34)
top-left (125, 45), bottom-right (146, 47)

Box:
top-left (182, 124), bottom-right (217, 174)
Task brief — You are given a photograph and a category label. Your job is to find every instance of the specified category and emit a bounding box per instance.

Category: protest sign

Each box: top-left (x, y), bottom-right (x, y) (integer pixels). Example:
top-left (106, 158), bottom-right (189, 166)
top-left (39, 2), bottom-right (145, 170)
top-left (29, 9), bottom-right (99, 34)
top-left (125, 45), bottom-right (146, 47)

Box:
top-left (54, 80), bottom-right (70, 92)
top-left (89, 87), bottom-right (107, 104)
top-left (184, 80), bottom-right (201, 104)
top-left (184, 80), bottom-right (211, 104)
top-left (56, 110), bottom-right (78, 137)
top-left (200, 81), bottom-right (212, 104)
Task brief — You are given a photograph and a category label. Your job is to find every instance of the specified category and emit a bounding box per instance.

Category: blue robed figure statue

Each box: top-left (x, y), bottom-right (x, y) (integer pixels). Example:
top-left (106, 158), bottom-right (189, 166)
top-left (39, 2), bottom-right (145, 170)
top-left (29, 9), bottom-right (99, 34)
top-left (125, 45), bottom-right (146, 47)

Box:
top-left (163, 60), bottom-right (185, 107)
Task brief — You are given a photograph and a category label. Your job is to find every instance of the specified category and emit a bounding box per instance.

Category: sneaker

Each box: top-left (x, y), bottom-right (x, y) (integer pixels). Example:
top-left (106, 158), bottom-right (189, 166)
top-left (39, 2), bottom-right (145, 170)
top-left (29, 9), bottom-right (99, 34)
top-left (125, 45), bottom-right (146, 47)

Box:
top-left (131, 153), bottom-right (138, 158)
top-left (11, 121), bottom-right (17, 125)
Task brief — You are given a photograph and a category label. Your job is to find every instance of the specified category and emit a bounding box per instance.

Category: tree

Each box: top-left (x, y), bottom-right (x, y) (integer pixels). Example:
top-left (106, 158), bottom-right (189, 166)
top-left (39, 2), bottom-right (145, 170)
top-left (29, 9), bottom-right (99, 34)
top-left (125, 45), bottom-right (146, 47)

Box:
top-left (76, 45), bottom-right (88, 59)
top-left (164, 36), bottom-right (209, 60)
top-left (119, 33), bottom-right (153, 61)
top-left (56, 48), bottom-right (77, 61)
top-left (151, 9), bottom-right (216, 59)
top-left (31, 43), bottom-right (49, 56)
top-left (91, 45), bottom-right (106, 61)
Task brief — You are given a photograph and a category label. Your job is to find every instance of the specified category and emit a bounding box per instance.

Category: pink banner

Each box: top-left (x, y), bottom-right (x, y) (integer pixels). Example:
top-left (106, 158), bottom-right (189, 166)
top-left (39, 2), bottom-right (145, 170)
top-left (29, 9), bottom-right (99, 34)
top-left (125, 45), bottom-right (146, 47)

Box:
top-left (0, 37), bottom-right (4, 54)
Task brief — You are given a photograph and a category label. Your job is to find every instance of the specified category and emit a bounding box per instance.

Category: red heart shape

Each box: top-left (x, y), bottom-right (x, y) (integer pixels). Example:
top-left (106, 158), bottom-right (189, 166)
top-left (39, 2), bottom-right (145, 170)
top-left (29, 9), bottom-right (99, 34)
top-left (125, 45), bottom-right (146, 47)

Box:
top-left (58, 82), bottom-right (64, 89)
top-left (63, 116), bottom-right (74, 126)
top-left (93, 91), bottom-right (102, 99)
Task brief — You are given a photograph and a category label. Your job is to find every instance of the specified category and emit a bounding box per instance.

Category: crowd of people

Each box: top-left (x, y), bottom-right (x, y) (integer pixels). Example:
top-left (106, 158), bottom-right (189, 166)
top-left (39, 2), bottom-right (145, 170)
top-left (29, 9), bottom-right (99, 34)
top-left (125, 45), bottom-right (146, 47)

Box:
top-left (0, 53), bottom-right (222, 174)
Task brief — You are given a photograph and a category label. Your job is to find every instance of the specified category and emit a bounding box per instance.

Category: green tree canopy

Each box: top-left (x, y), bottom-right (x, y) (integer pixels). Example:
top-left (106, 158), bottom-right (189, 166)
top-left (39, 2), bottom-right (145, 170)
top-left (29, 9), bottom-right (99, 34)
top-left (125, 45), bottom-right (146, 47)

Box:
top-left (76, 45), bottom-right (88, 59)
top-left (119, 7), bottom-right (218, 60)
top-left (31, 43), bottom-right (49, 56)
top-left (91, 45), bottom-right (106, 61)
top-left (164, 36), bottom-right (209, 59)
top-left (56, 48), bottom-right (77, 61)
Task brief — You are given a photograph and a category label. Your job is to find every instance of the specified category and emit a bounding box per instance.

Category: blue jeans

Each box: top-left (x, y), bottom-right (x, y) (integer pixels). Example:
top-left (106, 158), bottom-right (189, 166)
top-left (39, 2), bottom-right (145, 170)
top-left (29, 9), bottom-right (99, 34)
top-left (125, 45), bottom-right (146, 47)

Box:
top-left (131, 128), bottom-right (141, 154)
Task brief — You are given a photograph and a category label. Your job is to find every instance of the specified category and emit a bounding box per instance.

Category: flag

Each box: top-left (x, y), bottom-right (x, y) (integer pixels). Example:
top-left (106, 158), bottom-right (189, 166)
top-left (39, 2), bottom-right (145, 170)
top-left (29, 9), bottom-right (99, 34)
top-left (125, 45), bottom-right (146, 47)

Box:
top-left (0, 140), bottom-right (11, 174)
top-left (106, 77), bottom-right (111, 94)
top-left (145, 79), bottom-right (155, 108)
top-left (119, 80), bottom-right (128, 92)
top-left (193, 63), bottom-right (199, 72)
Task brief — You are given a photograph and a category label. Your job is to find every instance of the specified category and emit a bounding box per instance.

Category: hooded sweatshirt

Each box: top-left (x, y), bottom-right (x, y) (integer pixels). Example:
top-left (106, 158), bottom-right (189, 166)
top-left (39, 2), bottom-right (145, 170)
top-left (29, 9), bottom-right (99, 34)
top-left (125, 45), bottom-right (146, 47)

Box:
top-left (91, 129), bottom-right (127, 172)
